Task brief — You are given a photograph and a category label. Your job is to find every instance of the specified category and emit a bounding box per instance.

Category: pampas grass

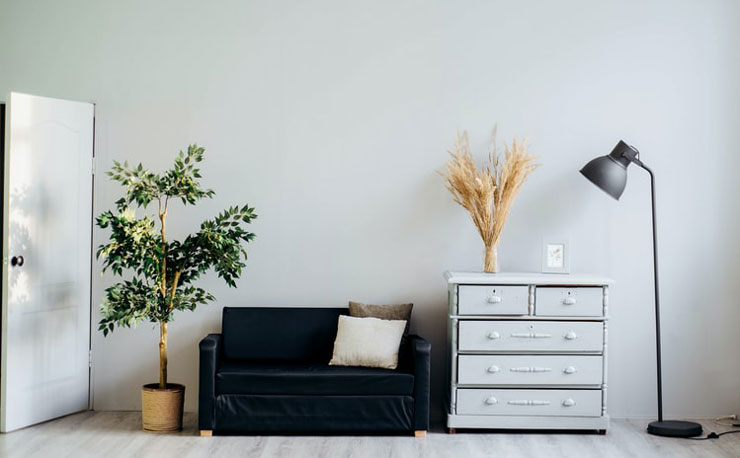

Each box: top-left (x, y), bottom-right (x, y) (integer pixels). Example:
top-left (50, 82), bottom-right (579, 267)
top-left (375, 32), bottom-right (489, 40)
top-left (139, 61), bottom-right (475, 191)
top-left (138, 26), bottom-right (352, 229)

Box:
top-left (440, 128), bottom-right (538, 272)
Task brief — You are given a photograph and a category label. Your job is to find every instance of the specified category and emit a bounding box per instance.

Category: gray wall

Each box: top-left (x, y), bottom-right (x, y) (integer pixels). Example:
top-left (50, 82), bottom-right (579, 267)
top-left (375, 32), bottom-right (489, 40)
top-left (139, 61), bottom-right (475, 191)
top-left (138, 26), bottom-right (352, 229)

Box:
top-left (2, 0), bottom-right (739, 419)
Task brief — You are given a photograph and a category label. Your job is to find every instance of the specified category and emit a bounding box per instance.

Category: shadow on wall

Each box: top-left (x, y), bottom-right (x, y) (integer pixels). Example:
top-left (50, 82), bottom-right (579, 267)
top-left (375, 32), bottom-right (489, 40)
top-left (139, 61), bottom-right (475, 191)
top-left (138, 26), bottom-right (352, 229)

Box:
top-left (501, 163), bottom-right (611, 273)
top-left (93, 326), bottom-right (161, 411)
top-left (397, 171), bottom-right (466, 420)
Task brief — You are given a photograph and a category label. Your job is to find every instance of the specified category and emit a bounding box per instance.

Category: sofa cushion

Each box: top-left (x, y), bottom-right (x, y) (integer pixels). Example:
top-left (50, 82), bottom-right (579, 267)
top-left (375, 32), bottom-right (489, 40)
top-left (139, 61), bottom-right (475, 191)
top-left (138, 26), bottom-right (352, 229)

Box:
top-left (222, 307), bottom-right (347, 361)
top-left (215, 360), bottom-right (414, 395)
top-left (214, 395), bottom-right (414, 432)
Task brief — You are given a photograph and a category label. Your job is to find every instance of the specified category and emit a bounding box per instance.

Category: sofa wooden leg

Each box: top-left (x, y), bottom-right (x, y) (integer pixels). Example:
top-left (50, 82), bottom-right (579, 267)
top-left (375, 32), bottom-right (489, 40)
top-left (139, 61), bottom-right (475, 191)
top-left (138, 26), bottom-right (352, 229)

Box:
top-left (414, 430), bottom-right (427, 437)
top-left (200, 430), bottom-right (213, 437)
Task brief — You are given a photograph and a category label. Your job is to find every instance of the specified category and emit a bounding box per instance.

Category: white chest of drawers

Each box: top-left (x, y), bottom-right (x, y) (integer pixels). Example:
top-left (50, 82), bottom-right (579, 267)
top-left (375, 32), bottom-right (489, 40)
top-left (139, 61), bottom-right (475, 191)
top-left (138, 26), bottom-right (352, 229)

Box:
top-left (445, 271), bottom-right (613, 433)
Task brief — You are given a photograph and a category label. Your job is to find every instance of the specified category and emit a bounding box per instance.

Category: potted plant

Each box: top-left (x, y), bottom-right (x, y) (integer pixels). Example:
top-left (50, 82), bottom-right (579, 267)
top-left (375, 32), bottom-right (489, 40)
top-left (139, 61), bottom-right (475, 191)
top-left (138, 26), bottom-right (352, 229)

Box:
top-left (96, 144), bottom-right (256, 432)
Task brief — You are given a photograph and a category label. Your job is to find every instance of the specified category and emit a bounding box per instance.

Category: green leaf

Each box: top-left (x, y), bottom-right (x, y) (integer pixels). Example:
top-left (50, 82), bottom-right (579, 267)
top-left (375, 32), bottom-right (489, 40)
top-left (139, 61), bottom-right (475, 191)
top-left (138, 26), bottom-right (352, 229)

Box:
top-left (96, 144), bottom-right (256, 339)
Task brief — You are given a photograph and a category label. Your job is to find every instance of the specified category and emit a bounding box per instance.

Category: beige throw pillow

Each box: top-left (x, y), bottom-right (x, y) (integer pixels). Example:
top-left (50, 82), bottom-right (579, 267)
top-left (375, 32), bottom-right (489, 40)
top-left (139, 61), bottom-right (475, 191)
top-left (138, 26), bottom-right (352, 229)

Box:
top-left (348, 301), bottom-right (413, 333)
top-left (329, 315), bottom-right (406, 369)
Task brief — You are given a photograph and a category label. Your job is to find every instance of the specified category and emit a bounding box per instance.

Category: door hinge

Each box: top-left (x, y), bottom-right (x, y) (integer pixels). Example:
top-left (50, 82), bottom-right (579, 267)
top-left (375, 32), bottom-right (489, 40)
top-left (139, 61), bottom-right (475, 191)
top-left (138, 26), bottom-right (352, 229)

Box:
top-left (89, 350), bottom-right (93, 368)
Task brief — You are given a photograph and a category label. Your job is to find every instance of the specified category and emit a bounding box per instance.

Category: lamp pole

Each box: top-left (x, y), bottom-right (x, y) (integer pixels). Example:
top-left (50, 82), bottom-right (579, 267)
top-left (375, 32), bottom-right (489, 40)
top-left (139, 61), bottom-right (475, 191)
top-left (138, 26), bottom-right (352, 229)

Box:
top-left (634, 160), bottom-right (663, 422)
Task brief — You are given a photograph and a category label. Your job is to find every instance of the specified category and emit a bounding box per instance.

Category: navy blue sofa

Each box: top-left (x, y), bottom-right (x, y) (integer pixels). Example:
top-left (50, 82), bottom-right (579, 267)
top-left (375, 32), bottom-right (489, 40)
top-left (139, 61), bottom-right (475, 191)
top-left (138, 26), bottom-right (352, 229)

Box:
top-left (198, 307), bottom-right (431, 435)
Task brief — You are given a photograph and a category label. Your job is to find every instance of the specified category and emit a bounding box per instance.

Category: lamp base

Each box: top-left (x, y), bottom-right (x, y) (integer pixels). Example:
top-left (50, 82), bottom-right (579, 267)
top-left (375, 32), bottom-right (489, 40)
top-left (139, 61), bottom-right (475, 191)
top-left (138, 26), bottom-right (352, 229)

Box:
top-left (647, 420), bottom-right (702, 437)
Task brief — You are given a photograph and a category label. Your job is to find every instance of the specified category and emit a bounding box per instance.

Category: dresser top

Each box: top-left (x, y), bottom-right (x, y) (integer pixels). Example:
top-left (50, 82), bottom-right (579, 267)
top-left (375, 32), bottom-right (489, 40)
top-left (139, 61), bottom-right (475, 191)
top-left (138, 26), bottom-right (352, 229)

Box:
top-left (444, 271), bottom-right (614, 286)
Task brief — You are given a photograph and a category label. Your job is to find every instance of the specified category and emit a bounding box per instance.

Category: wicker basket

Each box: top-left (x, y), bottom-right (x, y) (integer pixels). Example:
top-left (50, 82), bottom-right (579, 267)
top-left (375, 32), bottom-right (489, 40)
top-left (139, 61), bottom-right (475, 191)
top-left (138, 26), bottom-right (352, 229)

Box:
top-left (141, 383), bottom-right (185, 432)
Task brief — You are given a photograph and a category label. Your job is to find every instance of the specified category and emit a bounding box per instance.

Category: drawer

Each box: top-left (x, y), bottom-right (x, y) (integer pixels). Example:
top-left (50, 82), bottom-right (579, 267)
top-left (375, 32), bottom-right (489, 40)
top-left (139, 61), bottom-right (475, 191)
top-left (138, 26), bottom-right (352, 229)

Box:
top-left (458, 321), bottom-right (603, 353)
top-left (458, 285), bottom-right (529, 315)
top-left (456, 388), bottom-right (602, 417)
top-left (536, 287), bottom-right (603, 317)
top-left (458, 355), bottom-right (603, 386)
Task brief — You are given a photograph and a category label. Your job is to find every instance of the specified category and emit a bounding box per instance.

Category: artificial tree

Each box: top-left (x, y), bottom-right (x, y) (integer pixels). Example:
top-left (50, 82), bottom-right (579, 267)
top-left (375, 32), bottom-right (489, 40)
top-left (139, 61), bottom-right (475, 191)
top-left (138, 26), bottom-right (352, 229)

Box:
top-left (97, 144), bottom-right (256, 390)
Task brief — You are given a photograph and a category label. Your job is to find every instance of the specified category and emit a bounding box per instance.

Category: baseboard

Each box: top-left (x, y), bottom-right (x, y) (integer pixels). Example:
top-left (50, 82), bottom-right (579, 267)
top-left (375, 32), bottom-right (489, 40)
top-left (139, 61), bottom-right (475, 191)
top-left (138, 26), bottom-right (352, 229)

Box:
top-left (90, 409), bottom-right (734, 422)
top-left (609, 414), bottom-right (736, 420)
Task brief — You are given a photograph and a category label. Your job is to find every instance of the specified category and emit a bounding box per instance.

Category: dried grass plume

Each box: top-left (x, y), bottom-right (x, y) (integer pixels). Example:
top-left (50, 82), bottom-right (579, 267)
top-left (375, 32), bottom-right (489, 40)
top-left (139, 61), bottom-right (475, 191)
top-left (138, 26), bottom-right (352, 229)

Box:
top-left (439, 127), bottom-right (538, 272)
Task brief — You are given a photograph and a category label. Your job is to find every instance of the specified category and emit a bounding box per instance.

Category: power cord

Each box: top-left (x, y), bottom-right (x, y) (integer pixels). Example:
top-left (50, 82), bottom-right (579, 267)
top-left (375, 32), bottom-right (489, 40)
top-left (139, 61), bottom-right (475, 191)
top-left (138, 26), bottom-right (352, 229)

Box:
top-left (687, 430), bottom-right (740, 440)
top-left (714, 414), bottom-right (737, 427)
top-left (685, 415), bottom-right (740, 440)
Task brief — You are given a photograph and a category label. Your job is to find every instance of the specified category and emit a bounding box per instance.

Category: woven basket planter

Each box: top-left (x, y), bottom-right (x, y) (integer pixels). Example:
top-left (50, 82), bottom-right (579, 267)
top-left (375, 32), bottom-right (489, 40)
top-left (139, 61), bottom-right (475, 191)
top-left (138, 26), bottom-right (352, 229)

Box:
top-left (141, 383), bottom-right (185, 432)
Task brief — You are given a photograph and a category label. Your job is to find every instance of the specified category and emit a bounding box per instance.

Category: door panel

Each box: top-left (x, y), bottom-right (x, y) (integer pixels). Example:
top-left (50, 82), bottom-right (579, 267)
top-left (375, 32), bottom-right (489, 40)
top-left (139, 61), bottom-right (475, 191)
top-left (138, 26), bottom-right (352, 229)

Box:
top-left (1, 92), bottom-right (93, 432)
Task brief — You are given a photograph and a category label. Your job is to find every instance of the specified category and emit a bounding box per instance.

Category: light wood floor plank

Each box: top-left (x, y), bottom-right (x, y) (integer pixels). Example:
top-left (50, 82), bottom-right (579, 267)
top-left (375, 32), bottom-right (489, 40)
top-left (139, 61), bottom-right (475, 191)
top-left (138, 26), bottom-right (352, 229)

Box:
top-left (0, 412), bottom-right (738, 458)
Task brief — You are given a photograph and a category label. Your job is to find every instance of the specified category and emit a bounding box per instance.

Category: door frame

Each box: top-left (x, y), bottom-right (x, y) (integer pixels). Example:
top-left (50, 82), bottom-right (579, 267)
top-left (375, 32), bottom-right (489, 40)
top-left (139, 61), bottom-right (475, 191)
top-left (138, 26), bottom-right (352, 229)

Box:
top-left (88, 105), bottom-right (96, 410)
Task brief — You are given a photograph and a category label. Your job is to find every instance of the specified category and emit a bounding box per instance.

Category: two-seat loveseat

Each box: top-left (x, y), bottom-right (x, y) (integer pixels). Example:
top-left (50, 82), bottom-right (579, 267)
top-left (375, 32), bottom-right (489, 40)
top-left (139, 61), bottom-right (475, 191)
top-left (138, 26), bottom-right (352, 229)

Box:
top-left (198, 307), bottom-right (431, 436)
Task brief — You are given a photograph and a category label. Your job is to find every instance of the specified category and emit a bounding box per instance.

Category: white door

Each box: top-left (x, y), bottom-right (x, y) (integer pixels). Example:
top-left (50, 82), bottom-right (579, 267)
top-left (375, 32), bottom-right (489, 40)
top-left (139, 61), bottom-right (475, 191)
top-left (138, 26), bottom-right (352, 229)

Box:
top-left (1, 92), bottom-right (94, 432)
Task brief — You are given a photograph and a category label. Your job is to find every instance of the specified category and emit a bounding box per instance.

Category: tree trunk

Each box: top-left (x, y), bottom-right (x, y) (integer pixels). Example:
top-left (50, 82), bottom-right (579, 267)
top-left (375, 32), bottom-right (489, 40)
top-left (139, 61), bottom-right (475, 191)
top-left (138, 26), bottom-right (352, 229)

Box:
top-left (159, 321), bottom-right (168, 388)
top-left (484, 243), bottom-right (498, 273)
top-left (158, 202), bottom-right (169, 389)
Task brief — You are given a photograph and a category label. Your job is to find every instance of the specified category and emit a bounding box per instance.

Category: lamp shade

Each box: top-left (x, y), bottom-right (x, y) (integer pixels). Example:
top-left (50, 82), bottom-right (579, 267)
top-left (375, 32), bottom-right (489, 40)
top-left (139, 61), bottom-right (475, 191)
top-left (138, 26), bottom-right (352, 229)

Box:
top-left (579, 140), bottom-right (637, 200)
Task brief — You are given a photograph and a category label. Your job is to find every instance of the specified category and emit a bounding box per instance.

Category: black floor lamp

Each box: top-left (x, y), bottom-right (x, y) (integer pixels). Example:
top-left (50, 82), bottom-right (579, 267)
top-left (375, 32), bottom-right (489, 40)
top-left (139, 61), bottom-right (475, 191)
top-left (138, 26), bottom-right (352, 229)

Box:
top-left (580, 140), bottom-right (703, 438)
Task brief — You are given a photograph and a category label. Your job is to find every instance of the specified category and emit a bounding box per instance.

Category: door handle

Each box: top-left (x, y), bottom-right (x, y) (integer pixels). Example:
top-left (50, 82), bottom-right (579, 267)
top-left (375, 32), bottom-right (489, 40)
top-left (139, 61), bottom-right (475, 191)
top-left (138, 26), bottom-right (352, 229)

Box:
top-left (511, 332), bottom-right (552, 339)
top-left (10, 255), bottom-right (24, 267)
top-left (510, 366), bottom-right (552, 373)
top-left (508, 400), bottom-right (550, 406)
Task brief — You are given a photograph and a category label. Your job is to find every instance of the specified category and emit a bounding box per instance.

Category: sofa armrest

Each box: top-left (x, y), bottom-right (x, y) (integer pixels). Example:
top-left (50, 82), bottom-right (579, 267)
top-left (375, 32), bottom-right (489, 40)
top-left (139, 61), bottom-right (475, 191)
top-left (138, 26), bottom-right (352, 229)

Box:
top-left (406, 334), bottom-right (431, 431)
top-left (198, 333), bottom-right (222, 431)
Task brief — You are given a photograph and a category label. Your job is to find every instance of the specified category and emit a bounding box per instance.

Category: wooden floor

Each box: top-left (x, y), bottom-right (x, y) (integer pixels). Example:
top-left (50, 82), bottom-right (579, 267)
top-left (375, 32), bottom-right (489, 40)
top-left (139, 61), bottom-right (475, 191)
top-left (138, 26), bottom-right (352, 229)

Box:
top-left (0, 412), bottom-right (738, 458)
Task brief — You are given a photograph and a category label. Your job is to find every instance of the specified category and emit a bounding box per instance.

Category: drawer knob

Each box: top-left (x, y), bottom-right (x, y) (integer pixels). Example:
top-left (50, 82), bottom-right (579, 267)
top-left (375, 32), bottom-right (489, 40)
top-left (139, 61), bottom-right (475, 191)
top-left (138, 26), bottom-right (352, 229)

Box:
top-left (563, 366), bottom-right (578, 374)
top-left (564, 331), bottom-right (578, 340)
top-left (487, 295), bottom-right (502, 304)
top-left (487, 365), bottom-right (500, 373)
top-left (485, 396), bottom-right (498, 405)
top-left (563, 297), bottom-right (577, 305)
top-left (562, 398), bottom-right (576, 407)
top-left (486, 331), bottom-right (501, 340)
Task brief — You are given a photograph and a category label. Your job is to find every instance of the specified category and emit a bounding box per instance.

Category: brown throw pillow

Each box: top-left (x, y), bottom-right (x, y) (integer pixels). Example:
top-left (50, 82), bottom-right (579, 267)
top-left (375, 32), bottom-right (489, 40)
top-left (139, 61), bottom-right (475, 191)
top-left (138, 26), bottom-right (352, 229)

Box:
top-left (349, 301), bottom-right (413, 333)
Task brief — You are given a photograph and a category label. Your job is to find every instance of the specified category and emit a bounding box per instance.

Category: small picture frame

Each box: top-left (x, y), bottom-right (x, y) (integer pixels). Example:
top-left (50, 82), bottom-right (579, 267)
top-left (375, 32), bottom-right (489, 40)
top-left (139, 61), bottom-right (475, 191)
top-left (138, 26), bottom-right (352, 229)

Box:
top-left (542, 239), bottom-right (570, 273)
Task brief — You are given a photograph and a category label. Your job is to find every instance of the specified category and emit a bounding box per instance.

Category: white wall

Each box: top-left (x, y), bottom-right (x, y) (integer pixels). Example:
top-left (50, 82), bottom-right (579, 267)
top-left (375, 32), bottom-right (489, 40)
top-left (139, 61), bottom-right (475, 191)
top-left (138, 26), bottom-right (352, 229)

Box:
top-left (2, 0), bottom-right (739, 419)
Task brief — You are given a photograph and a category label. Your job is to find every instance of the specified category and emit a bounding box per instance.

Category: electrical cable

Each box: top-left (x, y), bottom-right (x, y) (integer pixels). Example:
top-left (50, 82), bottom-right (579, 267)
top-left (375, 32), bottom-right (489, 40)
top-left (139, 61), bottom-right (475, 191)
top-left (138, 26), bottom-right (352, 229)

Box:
top-left (671, 416), bottom-right (740, 440)
top-left (685, 430), bottom-right (740, 440)
top-left (714, 415), bottom-right (738, 427)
